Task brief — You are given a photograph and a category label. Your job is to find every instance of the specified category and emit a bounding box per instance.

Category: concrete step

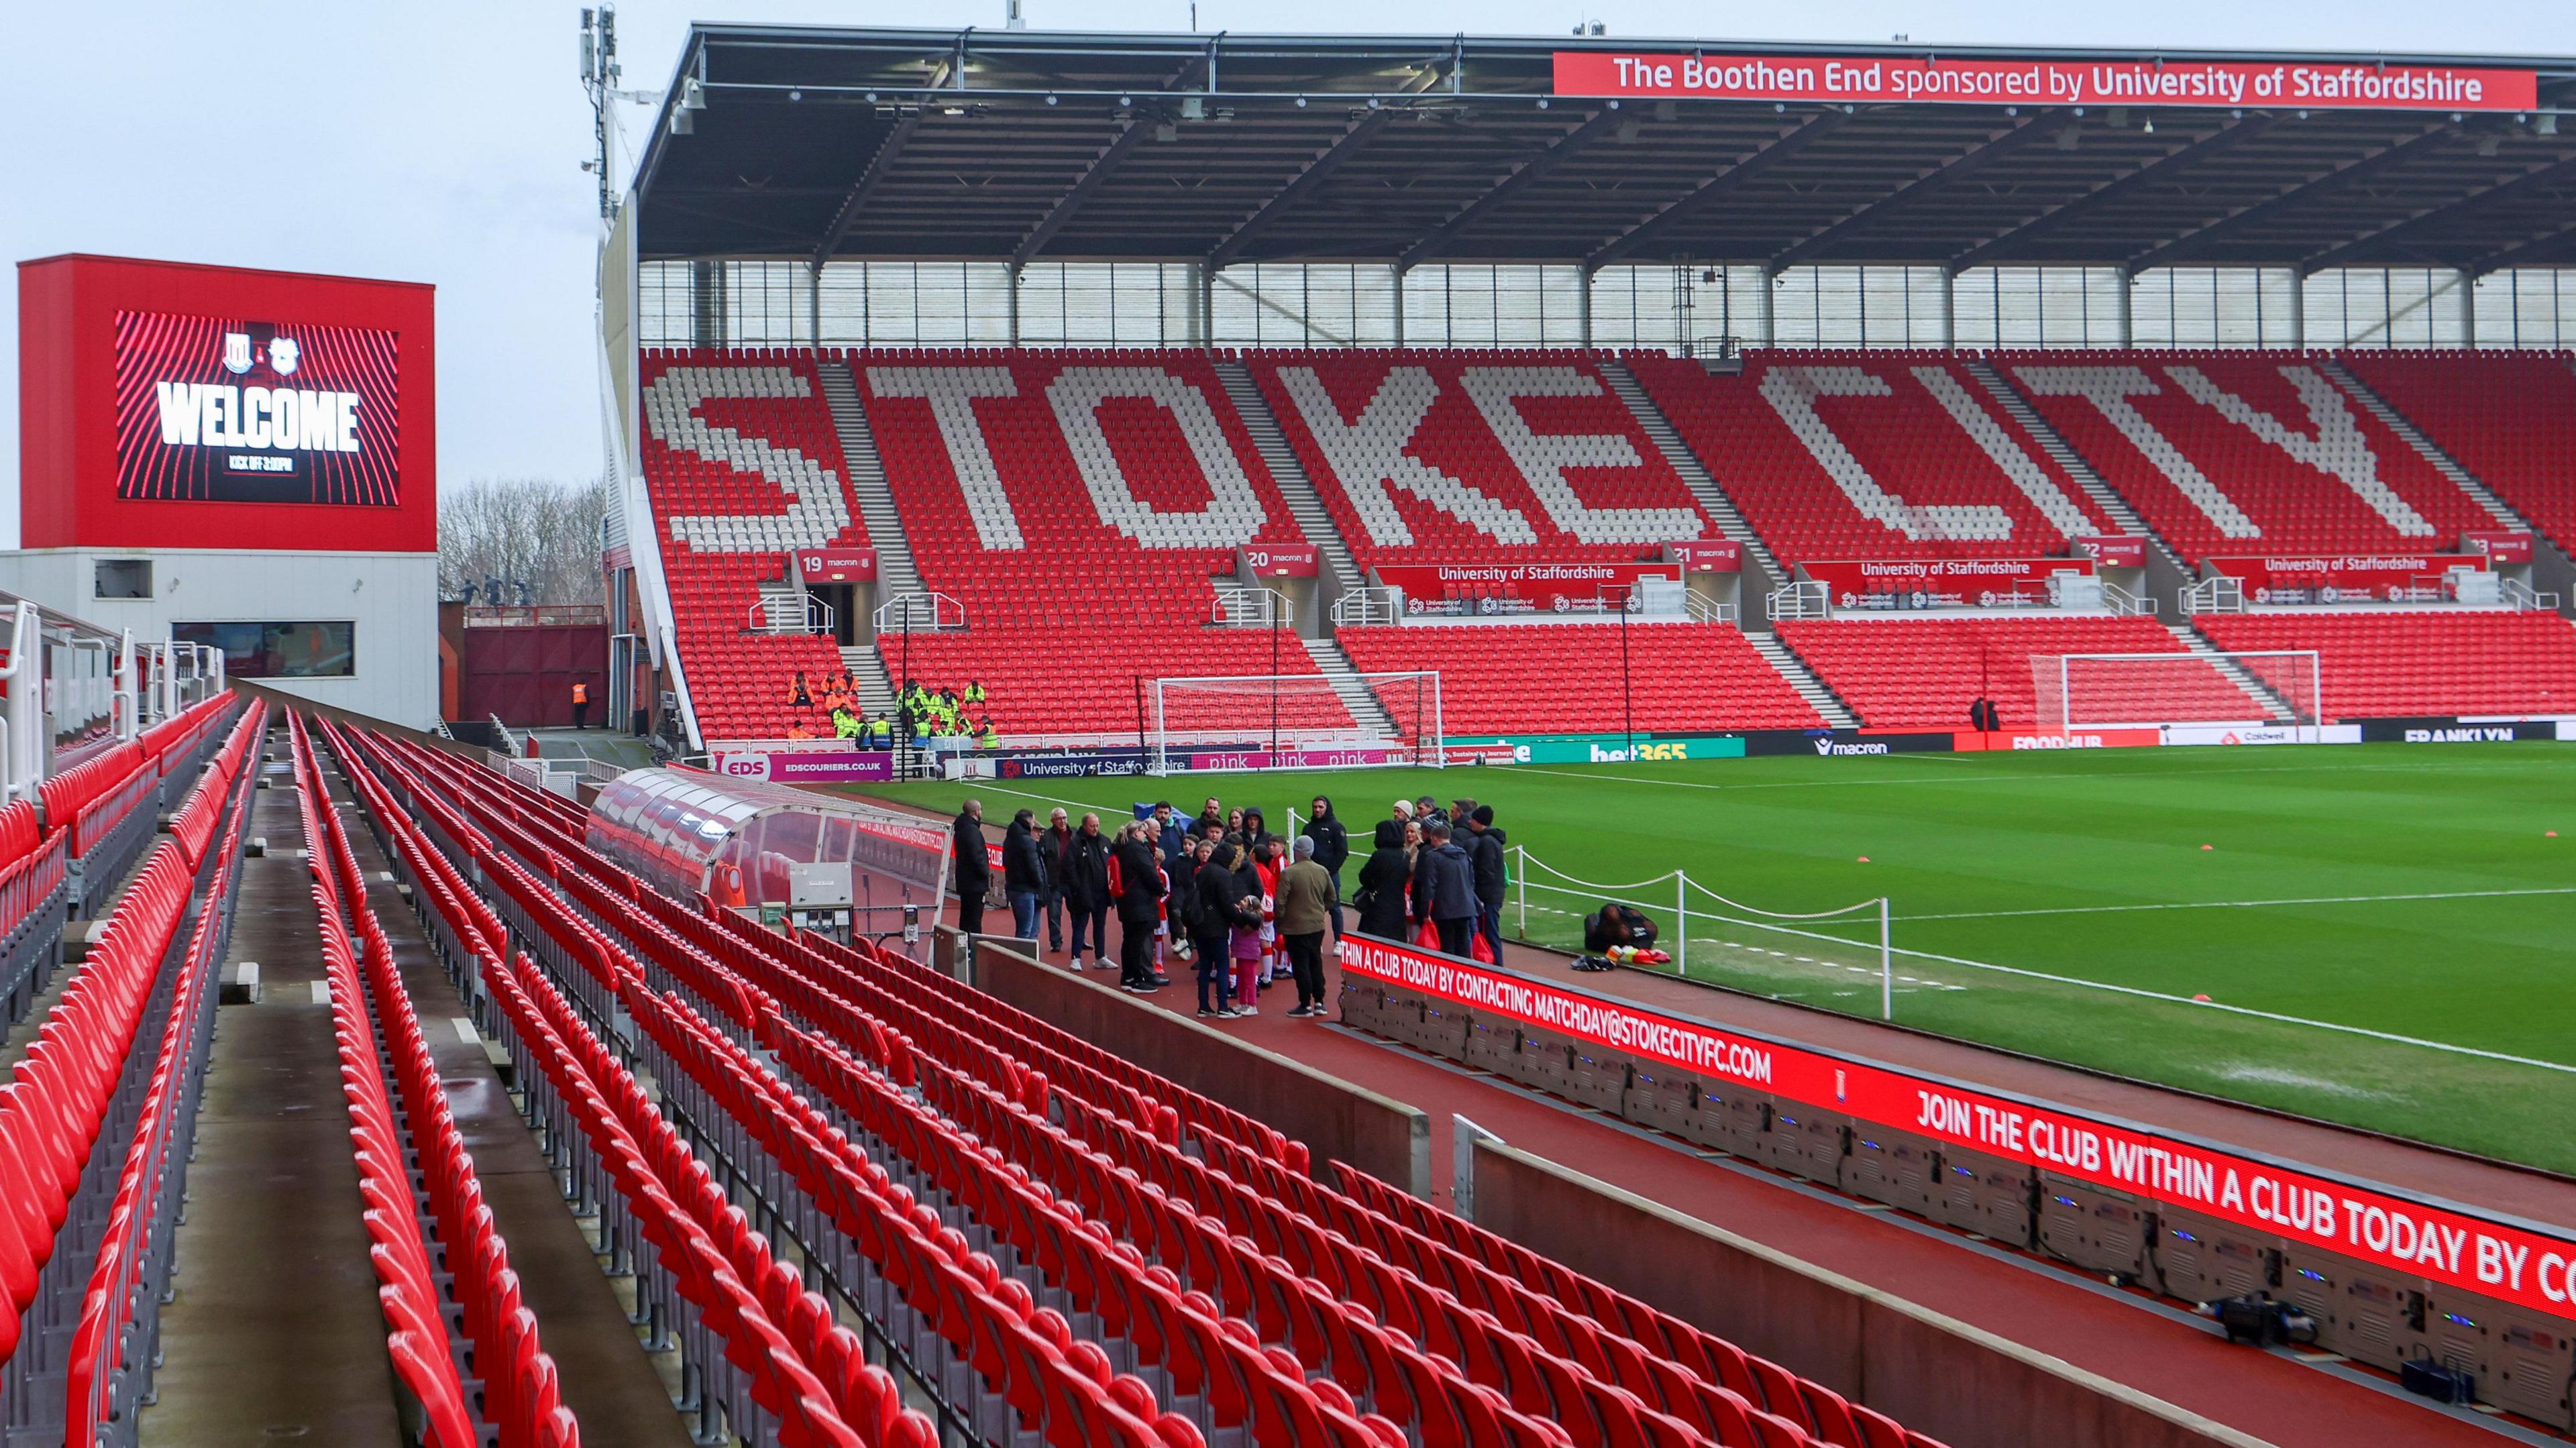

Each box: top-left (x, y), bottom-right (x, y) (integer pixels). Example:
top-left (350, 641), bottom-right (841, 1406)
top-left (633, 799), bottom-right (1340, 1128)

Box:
top-left (1299, 636), bottom-right (1403, 737)
top-left (1597, 357), bottom-right (1788, 595)
top-left (2316, 356), bottom-right (2522, 529)
top-left (815, 359), bottom-right (927, 600)
top-left (1747, 632), bottom-right (1859, 728)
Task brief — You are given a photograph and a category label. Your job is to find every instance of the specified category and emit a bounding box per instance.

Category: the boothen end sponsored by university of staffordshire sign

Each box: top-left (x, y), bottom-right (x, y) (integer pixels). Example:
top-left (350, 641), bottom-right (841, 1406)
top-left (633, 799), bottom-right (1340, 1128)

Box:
top-left (1552, 52), bottom-right (2536, 111)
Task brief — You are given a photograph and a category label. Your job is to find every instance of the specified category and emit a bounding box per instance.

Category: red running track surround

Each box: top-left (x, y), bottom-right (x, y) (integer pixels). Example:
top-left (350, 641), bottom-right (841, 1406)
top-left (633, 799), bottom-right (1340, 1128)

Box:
top-left (2194, 610), bottom-right (2576, 722)
top-left (2334, 349), bottom-right (2576, 556)
top-left (1246, 349), bottom-right (1717, 573)
top-left (1337, 623), bottom-right (1823, 736)
top-left (849, 349), bottom-right (1350, 738)
top-left (1625, 351), bottom-right (2115, 566)
top-left (1998, 350), bottom-right (2494, 565)
top-left (638, 349), bottom-right (875, 741)
top-left (1777, 616), bottom-right (2265, 730)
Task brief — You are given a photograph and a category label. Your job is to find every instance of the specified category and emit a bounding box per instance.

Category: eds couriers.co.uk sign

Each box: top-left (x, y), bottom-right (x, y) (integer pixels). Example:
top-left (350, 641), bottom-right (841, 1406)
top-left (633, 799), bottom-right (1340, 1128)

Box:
top-left (1552, 52), bottom-right (2536, 111)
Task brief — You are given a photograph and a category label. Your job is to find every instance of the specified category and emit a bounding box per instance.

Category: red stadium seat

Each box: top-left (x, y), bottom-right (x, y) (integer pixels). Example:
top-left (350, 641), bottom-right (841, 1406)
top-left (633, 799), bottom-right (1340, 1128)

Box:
top-left (1777, 616), bottom-right (2265, 730)
top-left (2194, 610), bottom-right (2576, 721)
top-left (1336, 623), bottom-right (1821, 735)
top-left (2336, 349), bottom-right (2576, 557)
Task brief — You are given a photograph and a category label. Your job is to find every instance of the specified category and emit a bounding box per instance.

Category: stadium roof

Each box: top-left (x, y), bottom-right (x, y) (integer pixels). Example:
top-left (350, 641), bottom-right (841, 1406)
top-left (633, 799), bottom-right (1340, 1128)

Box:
top-left (631, 27), bottom-right (2576, 276)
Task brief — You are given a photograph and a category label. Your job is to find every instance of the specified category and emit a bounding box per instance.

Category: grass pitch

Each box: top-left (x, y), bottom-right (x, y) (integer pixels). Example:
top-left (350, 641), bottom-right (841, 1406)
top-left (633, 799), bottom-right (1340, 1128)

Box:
top-left (857, 743), bottom-right (2576, 1172)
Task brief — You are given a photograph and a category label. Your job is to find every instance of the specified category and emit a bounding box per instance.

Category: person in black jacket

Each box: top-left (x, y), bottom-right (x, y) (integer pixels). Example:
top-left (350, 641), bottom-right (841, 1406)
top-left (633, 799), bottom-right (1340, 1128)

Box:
top-left (950, 799), bottom-right (990, 936)
top-left (1466, 804), bottom-right (1509, 958)
top-left (1112, 824), bottom-right (1167, 993)
top-left (1352, 820), bottom-right (1411, 941)
top-left (1192, 840), bottom-right (1258, 1017)
top-left (1301, 795), bottom-right (1350, 936)
top-left (1411, 822), bottom-right (1479, 959)
top-left (1059, 813), bottom-right (1112, 971)
top-left (1002, 808), bottom-right (1046, 940)
top-left (1239, 806), bottom-right (1273, 854)
top-left (1038, 808), bottom-right (1073, 954)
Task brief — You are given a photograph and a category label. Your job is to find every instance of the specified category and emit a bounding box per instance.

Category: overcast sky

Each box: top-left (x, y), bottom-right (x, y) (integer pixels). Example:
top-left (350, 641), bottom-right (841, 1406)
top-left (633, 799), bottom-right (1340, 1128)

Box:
top-left (4, 1), bottom-right (2569, 547)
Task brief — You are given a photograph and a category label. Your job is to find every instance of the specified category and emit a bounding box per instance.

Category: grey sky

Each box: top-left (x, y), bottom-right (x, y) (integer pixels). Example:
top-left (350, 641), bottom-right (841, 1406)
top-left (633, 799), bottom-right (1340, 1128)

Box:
top-left (5, 1), bottom-right (2569, 547)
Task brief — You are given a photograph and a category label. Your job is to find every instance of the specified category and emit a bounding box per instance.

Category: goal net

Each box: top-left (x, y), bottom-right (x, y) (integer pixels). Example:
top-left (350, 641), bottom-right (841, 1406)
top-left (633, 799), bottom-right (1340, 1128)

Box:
top-left (1149, 671), bottom-right (1442, 775)
top-left (2032, 650), bottom-right (2322, 736)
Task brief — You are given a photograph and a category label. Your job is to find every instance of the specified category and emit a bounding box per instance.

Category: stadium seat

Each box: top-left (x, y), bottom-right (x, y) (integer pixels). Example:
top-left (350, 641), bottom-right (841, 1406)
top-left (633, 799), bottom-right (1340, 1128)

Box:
top-left (2193, 610), bottom-right (2576, 721)
top-left (1334, 622), bottom-right (1821, 735)
top-left (851, 348), bottom-right (1352, 738)
top-left (2335, 349), bottom-right (2576, 557)
top-left (1776, 616), bottom-right (2265, 730)
top-left (2000, 349), bottom-right (2493, 565)
top-left (1626, 350), bottom-right (2113, 567)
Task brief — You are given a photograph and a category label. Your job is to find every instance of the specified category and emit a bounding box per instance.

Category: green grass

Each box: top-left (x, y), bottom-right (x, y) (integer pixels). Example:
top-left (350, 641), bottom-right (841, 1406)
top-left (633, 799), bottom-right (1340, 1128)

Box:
top-left (849, 744), bottom-right (2576, 1172)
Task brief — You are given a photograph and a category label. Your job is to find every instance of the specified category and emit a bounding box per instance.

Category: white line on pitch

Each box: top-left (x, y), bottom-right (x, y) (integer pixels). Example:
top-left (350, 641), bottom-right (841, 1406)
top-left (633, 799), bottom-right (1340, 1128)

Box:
top-left (1896, 885), bottom-right (2576, 922)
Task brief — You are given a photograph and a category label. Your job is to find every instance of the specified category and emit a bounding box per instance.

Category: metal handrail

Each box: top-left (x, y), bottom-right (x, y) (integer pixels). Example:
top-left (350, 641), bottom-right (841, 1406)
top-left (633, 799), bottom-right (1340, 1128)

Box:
top-left (873, 592), bottom-right (966, 632)
top-left (747, 592), bottom-right (835, 635)
top-left (2100, 579), bottom-right (2156, 616)
top-left (1681, 593), bottom-right (1739, 625)
top-left (1766, 580), bottom-right (1827, 621)
top-left (2180, 575), bottom-right (2243, 616)
top-left (1212, 583), bottom-right (1293, 628)
top-left (1330, 587), bottom-right (1401, 627)
top-left (2502, 575), bottom-right (2563, 612)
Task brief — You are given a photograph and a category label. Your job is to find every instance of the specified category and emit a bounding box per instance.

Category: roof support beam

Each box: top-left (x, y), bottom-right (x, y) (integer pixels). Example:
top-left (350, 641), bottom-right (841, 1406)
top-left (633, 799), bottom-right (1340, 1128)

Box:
top-left (1584, 109), bottom-right (1852, 272)
top-left (811, 113), bottom-right (922, 270)
top-left (1398, 105), bottom-right (1625, 272)
top-left (2298, 151), bottom-right (2576, 274)
top-left (2120, 122), bottom-right (2451, 275)
top-left (1945, 111), bottom-right (2279, 273)
top-left (1763, 111), bottom-right (2072, 276)
top-left (2465, 215), bottom-right (2576, 276)
top-left (1008, 52), bottom-right (1211, 271)
top-left (1206, 62), bottom-right (1448, 270)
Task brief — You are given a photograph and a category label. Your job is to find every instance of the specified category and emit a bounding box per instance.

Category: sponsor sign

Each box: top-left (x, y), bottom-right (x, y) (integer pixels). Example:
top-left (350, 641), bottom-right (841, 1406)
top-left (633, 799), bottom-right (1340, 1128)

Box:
top-left (1743, 729), bottom-right (1956, 758)
top-left (2074, 537), bottom-right (2147, 570)
top-left (1341, 932), bottom-right (2576, 1318)
top-left (2160, 724), bottom-right (2362, 746)
top-left (1664, 539), bottom-right (1744, 573)
top-left (2461, 531), bottom-right (2536, 567)
top-left (1550, 51), bottom-right (2536, 112)
top-left (1953, 728), bottom-right (2162, 752)
top-left (792, 548), bottom-right (877, 583)
top-left (1377, 561), bottom-right (1682, 617)
top-left (713, 750), bottom-right (894, 784)
top-left (116, 310), bottom-right (400, 505)
top-left (1188, 746), bottom-right (1400, 771)
top-left (1241, 544), bottom-right (1320, 578)
top-left (2202, 553), bottom-right (2484, 604)
top-left (2363, 718), bottom-right (2561, 744)
top-left (1797, 557), bottom-right (2090, 610)
top-left (997, 751), bottom-right (1152, 779)
top-left (1534, 735), bottom-right (1748, 765)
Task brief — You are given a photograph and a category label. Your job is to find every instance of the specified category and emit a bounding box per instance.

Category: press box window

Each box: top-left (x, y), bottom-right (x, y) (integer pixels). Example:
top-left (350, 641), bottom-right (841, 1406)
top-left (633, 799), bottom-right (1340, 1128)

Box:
top-left (170, 620), bottom-right (356, 679)
top-left (94, 559), bottom-right (152, 600)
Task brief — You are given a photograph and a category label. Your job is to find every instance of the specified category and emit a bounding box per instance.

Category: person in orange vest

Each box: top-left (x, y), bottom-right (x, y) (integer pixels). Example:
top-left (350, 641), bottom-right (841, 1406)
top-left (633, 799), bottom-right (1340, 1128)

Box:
top-left (570, 679), bottom-right (591, 730)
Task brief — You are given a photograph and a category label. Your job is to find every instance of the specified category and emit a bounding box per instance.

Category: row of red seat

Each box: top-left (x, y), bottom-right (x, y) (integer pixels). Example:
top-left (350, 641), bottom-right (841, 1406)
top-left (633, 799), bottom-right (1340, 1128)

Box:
top-left (1775, 616), bottom-right (2260, 730)
top-left (352, 725), bottom-right (1951, 1448)
top-left (1336, 624), bottom-right (1822, 736)
top-left (2194, 610), bottom-right (2576, 722)
top-left (2335, 350), bottom-right (2576, 557)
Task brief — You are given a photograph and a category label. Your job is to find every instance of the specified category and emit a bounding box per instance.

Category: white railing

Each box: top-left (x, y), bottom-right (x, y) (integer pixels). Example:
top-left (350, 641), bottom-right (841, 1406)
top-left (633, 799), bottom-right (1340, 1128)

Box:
top-left (873, 592), bottom-right (967, 633)
top-left (2503, 575), bottom-right (2563, 612)
top-left (747, 592), bottom-right (835, 636)
top-left (1330, 587), bottom-right (1402, 628)
top-left (2101, 579), bottom-right (2156, 616)
top-left (2180, 575), bottom-right (2244, 616)
top-left (1212, 583), bottom-right (1293, 628)
top-left (488, 714), bottom-right (524, 759)
top-left (1682, 593), bottom-right (1739, 626)
top-left (1766, 580), bottom-right (1828, 620)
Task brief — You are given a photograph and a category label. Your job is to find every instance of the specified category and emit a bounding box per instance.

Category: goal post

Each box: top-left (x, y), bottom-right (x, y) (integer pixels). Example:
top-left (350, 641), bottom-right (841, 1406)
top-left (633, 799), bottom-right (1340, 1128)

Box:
top-left (1148, 671), bottom-right (1442, 775)
top-left (2033, 650), bottom-right (2322, 738)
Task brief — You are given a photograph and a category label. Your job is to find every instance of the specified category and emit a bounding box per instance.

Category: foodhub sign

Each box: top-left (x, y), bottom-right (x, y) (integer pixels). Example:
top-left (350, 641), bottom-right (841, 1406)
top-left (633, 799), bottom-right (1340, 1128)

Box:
top-left (115, 311), bottom-right (400, 506)
top-left (1552, 52), bottom-right (2537, 111)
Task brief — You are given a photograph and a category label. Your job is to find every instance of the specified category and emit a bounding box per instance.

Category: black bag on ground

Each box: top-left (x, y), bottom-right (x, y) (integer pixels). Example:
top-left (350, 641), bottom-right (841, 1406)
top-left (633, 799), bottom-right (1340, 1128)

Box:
top-left (1582, 902), bottom-right (1658, 954)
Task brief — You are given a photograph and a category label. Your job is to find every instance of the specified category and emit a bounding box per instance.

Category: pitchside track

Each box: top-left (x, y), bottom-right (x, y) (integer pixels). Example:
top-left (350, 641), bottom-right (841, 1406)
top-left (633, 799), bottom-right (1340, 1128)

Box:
top-left (863, 742), bottom-right (2576, 1172)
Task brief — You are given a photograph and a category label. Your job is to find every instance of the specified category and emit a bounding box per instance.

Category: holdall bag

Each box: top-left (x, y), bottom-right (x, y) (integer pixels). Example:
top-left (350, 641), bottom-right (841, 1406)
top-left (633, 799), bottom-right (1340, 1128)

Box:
top-left (1583, 901), bottom-right (1659, 954)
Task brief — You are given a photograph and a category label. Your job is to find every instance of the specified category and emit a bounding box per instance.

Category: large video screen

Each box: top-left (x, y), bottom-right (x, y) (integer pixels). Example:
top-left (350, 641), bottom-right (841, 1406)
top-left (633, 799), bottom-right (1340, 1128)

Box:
top-left (115, 310), bottom-right (400, 506)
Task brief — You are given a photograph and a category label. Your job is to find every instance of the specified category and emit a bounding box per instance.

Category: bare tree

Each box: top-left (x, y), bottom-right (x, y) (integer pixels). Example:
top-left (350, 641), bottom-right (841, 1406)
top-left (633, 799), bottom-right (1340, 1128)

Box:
top-left (439, 477), bottom-right (609, 606)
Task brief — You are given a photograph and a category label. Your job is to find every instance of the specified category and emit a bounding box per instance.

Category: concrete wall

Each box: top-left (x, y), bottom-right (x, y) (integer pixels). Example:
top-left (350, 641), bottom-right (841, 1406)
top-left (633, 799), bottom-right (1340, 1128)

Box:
top-left (1468, 1137), bottom-right (2271, 1448)
top-left (971, 938), bottom-right (1430, 1194)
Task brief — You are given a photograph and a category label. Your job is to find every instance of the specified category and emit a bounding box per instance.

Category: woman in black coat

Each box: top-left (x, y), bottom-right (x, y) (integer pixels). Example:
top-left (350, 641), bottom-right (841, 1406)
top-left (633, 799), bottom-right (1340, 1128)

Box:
top-left (1352, 820), bottom-right (1413, 941)
top-left (1192, 842), bottom-right (1260, 1017)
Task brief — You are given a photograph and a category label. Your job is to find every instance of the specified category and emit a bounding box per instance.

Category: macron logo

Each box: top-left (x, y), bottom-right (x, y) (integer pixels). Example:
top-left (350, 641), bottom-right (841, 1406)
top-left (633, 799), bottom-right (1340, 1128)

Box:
top-left (1815, 738), bottom-right (1890, 757)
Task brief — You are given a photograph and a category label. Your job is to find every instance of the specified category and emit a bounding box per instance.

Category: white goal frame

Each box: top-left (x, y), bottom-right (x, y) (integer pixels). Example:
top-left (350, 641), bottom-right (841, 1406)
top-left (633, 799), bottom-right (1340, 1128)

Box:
top-left (2034, 650), bottom-right (2322, 738)
top-left (1148, 671), bottom-right (1443, 776)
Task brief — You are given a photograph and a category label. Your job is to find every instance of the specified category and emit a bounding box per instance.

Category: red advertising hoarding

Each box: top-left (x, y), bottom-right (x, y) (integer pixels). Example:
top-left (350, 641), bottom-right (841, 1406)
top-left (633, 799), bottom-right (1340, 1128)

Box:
top-left (2074, 537), bottom-right (2147, 570)
top-left (1798, 556), bottom-right (2090, 608)
top-left (1664, 539), bottom-right (1743, 573)
top-left (2203, 553), bottom-right (2484, 602)
top-left (1377, 561), bottom-right (1680, 616)
top-left (1241, 543), bottom-right (1320, 578)
top-left (2461, 531), bottom-right (2536, 567)
top-left (18, 254), bottom-right (435, 553)
top-left (1552, 52), bottom-right (2537, 112)
top-left (1340, 933), bottom-right (2576, 1318)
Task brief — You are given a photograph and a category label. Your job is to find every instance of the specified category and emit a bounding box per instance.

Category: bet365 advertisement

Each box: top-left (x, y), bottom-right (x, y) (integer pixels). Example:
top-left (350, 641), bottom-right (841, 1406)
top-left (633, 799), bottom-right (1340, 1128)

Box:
top-left (114, 309), bottom-right (401, 506)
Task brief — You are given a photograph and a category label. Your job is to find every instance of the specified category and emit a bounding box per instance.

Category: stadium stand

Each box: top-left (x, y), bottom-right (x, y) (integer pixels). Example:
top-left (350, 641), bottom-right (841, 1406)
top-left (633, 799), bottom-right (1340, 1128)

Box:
top-left (1776, 616), bottom-right (2265, 730)
top-left (639, 348), bottom-right (872, 741)
top-left (328, 716), bottom-right (1960, 1448)
top-left (2333, 350), bottom-right (2576, 555)
top-left (1625, 351), bottom-right (2115, 564)
top-left (1245, 349), bottom-right (1715, 571)
top-left (851, 349), bottom-right (1353, 738)
top-left (2193, 610), bottom-right (2576, 722)
top-left (1998, 351), bottom-right (2494, 564)
top-left (1338, 622), bottom-right (1823, 736)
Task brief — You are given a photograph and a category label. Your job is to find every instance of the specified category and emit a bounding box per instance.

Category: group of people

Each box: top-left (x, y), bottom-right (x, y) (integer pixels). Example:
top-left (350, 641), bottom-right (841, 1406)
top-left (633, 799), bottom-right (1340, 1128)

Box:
top-left (951, 790), bottom-right (1507, 1024)
top-left (784, 671), bottom-right (1000, 750)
